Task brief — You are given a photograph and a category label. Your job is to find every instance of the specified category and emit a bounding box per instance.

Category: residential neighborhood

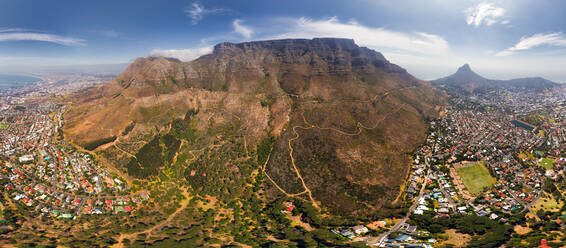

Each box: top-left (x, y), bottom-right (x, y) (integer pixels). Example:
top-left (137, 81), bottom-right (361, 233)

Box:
top-left (0, 101), bottom-right (148, 220)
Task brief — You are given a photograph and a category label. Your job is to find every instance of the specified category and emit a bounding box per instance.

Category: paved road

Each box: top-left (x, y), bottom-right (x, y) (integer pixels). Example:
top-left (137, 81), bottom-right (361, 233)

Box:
top-left (438, 177), bottom-right (457, 212)
top-left (501, 182), bottom-right (530, 213)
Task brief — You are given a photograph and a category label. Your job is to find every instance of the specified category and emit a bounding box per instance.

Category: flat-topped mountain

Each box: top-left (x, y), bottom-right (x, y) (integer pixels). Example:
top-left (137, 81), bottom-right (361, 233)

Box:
top-left (63, 38), bottom-right (445, 217)
top-left (433, 64), bottom-right (560, 92)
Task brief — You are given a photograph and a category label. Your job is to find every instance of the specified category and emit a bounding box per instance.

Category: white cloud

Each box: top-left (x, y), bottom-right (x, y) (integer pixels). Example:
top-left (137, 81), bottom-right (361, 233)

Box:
top-left (0, 32), bottom-right (85, 46)
top-left (186, 3), bottom-right (205, 24)
top-left (465, 2), bottom-right (508, 27)
top-left (233, 19), bottom-right (253, 39)
top-left (185, 3), bottom-right (226, 25)
top-left (496, 32), bottom-right (566, 56)
top-left (149, 47), bottom-right (213, 61)
top-left (273, 17), bottom-right (450, 56)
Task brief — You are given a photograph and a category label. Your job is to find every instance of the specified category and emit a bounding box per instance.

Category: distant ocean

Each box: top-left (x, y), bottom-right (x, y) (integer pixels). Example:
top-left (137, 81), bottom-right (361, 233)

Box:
top-left (0, 74), bottom-right (42, 89)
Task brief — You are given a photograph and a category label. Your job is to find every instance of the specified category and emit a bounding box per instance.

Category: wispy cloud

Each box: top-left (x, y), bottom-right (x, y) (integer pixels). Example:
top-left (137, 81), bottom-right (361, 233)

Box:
top-left (0, 30), bottom-right (85, 46)
top-left (185, 2), bottom-right (226, 25)
top-left (0, 27), bottom-right (34, 33)
top-left (149, 47), bottom-right (213, 61)
top-left (233, 19), bottom-right (253, 39)
top-left (97, 30), bottom-right (122, 38)
top-left (496, 32), bottom-right (566, 56)
top-left (199, 34), bottom-right (239, 45)
top-left (465, 2), bottom-right (508, 27)
top-left (272, 17), bottom-right (450, 56)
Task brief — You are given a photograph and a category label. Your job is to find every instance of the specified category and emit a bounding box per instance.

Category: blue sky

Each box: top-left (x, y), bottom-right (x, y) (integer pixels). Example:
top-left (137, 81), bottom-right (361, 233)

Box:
top-left (1, 0), bottom-right (566, 81)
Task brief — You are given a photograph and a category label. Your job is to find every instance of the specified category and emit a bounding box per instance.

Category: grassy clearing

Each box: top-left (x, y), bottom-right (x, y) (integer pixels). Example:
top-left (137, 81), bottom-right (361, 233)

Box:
top-left (532, 193), bottom-right (563, 212)
top-left (539, 158), bottom-right (555, 169)
top-left (439, 229), bottom-right (472, 247)
top-left (456, 161), bottom-right (496, 196)
top-left (518, 152), bottom-right (534, 161)
top-left (0, 122), bottom-right (9, 129)
top-left (513, 225), bottom-right (532, 235)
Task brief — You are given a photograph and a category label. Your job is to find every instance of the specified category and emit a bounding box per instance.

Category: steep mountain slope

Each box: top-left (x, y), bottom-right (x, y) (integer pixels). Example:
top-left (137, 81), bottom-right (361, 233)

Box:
top-left (432, 64), bottom-right (560, 93)
top-left (63, 38), bottom-right (445, 217)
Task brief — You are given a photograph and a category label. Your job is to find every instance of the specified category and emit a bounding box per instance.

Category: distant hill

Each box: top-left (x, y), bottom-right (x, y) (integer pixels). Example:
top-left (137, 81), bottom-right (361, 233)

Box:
top-left (63, 38), bottom-right (445, 217)
top-left (432, 64), bottom-right (560, 93)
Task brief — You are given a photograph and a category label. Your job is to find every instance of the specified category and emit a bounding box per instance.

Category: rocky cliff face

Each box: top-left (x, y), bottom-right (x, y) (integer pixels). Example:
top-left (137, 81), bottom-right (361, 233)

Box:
top-left (63, 38), bottom-right (445, 217)
top-left (208, 38), bottom-right (407, 74)
top-left (97, 39), bottom-right (414, 97)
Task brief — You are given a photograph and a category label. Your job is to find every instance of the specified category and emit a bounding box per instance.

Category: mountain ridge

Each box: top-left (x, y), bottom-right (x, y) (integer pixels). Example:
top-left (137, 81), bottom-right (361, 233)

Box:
top-left (432, 64), bottom-right (560, 92)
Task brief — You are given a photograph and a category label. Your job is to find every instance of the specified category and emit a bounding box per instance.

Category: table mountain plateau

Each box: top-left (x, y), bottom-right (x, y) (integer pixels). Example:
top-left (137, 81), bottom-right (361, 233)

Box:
top-left (62, 38), bottom-right (445, 217)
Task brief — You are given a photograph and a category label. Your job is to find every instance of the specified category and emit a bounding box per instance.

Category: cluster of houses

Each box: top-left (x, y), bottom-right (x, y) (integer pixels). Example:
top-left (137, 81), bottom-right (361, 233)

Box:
top-left (407, 159), bottom-right (525, 220)
top-left (404, 153), bottom-right (428, 201)
top-left (0, 102), bottom-right (148, 219)
top-left (332, 221), bottom-right (433, 247)
top-left (403, 132), bottom-right (462, 217)
top-left (0, 102), bottom-right (58, 156)
top-left (331, 225), bottom-right (370, 239)
top-left (366, 221), bottom-right (434, 248)
top-left (435, 100), bottom-right (545, 164)
top-left (19, 146), bottom-right (127, 195)
top-left (413, 171), bottom-right (458, 216)
top-left (541, 106), bottom-right (566, 152)
top-left (489, 155), bottom-right (542, 203)
top-left (423, 91), bottom-right (565, 212)
top-left (364, 89), bottom-right (565, 247)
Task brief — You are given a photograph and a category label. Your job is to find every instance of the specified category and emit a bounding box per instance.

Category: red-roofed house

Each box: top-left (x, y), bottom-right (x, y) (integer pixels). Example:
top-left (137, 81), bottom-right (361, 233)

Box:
top-left (539, 239), bottom-right (550, 248)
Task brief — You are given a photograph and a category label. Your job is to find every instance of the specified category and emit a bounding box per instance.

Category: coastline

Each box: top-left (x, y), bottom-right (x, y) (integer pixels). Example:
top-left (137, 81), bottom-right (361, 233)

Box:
top-left (0, 74), bottom-right (44, 89)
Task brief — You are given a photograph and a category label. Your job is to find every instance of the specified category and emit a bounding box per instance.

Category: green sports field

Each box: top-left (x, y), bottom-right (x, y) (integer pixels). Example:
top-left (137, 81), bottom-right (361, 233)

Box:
top-left (456, 161), bottom-right (496, 196)
top-left (540, 158), bottom-right (555, 169)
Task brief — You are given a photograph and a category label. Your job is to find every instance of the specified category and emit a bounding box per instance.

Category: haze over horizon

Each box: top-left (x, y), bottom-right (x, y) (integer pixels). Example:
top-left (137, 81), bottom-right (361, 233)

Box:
top-left (2, 0), bottom-right (566, 82)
